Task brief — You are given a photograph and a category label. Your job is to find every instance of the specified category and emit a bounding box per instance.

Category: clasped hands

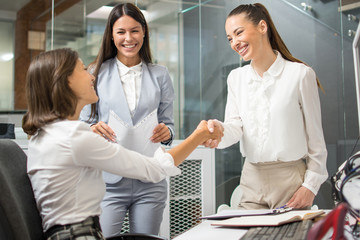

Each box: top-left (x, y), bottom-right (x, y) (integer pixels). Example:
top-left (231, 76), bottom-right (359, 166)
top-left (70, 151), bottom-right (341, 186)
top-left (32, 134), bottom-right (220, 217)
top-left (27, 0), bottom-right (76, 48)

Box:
top-left (197, 119), bottom-right (224, 148)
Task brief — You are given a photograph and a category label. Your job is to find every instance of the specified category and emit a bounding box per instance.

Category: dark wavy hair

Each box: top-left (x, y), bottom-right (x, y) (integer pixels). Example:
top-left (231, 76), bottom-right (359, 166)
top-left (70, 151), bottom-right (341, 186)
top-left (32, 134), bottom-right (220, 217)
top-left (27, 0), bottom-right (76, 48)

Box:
top-left (229, 3), bottom-right (323, 91)
top-left (22, 48), bottom-right (78, 135)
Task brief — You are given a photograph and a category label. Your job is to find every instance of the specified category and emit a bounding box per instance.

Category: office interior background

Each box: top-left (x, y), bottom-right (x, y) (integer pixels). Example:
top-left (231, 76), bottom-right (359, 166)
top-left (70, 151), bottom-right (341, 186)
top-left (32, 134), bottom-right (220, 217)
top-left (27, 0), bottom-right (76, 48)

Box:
top-left (0, 0), bottom-right (359, 211)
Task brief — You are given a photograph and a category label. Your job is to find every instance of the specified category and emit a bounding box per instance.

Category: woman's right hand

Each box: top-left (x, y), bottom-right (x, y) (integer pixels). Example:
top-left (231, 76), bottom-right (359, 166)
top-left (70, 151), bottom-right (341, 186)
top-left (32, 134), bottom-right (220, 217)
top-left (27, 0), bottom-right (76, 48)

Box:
top-left (90, 121), bottom-right (116, 142)
top-left (196, 120), bottom-right (223, 145)
top-left (202, 119), bottom-right (224, 148)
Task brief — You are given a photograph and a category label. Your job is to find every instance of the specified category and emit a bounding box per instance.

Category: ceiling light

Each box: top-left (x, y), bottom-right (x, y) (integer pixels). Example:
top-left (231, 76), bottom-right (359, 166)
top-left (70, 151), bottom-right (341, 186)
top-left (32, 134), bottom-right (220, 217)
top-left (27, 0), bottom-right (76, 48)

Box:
top-left (0, 53), bottom-right (14, 61)
top-left (87, 6), bottom-right (148, 20)
top-left (87, 6), bottom-right (113, 19)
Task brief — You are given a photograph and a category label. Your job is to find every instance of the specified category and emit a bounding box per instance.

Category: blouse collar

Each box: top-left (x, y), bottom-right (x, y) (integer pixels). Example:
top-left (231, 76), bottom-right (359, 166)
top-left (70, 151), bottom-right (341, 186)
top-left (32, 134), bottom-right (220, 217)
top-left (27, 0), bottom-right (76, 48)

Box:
top-left (116, 58), bottom-right (142, 77)
top-left (249, 50), bottom-right (285, 82)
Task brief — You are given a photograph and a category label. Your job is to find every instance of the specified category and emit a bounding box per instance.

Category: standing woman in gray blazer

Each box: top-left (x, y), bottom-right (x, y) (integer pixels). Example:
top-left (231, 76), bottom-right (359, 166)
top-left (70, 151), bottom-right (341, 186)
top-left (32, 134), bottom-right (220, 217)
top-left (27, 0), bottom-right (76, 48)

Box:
top-left (80, 3), bottom-right (174, 238)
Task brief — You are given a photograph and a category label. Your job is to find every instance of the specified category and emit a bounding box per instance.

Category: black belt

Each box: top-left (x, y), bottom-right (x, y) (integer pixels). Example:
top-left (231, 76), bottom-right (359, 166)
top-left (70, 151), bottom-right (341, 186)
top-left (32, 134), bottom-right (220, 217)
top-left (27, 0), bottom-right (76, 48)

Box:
top-left (45, 216), bottom-right (103, 239)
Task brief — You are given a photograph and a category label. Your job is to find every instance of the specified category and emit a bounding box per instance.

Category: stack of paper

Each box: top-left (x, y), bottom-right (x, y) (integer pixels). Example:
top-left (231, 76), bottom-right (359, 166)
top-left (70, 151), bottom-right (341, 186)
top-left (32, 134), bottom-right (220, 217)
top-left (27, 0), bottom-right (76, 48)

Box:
top-left (211, 210), bottom-right (325, 227)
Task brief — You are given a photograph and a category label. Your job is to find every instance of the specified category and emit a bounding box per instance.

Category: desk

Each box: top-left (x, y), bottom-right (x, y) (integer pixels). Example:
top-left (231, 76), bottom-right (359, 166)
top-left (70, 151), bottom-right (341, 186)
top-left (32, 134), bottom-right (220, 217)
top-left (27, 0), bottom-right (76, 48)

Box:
top-left (173, 220), bottom-right (247, 240)
top-left (173, 210), bottom-right (335, 240)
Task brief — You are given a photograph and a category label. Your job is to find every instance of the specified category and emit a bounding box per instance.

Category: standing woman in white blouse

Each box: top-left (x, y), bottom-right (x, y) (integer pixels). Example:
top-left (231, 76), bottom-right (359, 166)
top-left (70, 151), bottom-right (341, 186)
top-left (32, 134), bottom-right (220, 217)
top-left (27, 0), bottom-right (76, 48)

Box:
top-left (207, 3), bottom-right (328, 210)
top-left (80, 3), bottom-right (175, 238)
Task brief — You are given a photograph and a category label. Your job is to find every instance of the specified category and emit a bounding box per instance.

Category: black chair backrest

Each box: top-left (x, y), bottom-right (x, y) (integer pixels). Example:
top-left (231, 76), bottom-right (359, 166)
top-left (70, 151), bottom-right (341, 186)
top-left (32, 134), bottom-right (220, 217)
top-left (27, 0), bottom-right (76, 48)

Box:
top-left (0, 139), bottom-right (45, 239)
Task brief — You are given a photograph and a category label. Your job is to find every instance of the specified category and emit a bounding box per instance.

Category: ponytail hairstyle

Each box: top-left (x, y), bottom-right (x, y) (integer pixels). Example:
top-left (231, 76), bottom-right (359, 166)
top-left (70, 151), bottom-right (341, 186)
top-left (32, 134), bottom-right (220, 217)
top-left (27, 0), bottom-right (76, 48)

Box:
top-left (228, 3), bottom-right (323, 91)
top-left (89, 2), bottom-right (153, 119)
top-left (22, 48), bottom-right (79, 135)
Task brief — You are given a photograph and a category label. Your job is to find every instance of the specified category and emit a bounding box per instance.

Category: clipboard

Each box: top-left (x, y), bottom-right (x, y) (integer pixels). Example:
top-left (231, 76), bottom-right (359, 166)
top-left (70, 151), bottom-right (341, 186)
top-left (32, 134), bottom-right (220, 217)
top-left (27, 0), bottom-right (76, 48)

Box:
top-left (200, 207), bottom-right (293, 220)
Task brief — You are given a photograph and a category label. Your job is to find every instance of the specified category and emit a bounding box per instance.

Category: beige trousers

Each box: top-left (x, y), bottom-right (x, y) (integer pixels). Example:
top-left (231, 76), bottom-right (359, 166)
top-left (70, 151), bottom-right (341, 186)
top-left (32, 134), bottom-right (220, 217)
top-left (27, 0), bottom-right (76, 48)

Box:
top-left (238, 159), bottom-right (306, 210)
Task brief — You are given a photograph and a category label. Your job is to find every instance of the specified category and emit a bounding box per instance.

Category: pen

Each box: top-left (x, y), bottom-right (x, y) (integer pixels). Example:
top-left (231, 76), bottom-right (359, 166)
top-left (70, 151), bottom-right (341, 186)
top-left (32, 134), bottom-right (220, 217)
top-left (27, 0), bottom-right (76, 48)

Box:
top-left (273, 205), bottom-right (293, 214)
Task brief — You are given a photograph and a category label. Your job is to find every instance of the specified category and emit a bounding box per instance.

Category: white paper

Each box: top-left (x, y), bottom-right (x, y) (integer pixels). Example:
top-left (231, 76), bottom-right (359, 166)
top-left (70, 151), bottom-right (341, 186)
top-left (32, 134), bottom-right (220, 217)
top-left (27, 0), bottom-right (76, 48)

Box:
top-left (108, 109), bottom-right (160, 157)
top-left (211, 210), bottom-right (325, 227)
top-left (200, 209), bottom-right (276, 220)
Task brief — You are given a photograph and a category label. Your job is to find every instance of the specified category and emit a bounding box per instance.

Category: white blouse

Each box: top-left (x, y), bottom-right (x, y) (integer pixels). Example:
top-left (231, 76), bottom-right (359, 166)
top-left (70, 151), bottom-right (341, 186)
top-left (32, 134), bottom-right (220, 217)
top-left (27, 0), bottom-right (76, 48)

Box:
top-left (116, 59), bottom-right (142, 115)
top-left (217, 52), bottom-right (328, 195)
top-left (27, 120), bottom-right (180, 231)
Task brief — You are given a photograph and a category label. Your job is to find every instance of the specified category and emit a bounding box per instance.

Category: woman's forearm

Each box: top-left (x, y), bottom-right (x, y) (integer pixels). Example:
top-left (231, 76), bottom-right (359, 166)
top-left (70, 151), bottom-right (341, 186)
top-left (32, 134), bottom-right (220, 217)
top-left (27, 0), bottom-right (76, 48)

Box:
top-left (167, 128), bottom-right (206, 166)
top-left (167, 120), bottom-right (223, 166)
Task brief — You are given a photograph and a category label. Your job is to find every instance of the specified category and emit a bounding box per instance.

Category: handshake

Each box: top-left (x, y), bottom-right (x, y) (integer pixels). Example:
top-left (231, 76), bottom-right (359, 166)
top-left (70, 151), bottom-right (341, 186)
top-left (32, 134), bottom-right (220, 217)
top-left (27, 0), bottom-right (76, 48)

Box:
top-left (195, 119), bottom-right (224, 149)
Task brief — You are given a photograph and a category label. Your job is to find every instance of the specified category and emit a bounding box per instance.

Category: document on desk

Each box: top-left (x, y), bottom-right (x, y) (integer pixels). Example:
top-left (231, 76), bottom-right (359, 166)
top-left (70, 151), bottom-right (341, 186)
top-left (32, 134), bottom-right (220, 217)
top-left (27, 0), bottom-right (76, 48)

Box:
top-left (108, 109), bottom-right (160, 157)
top-left (201, 208), bottom-right (293, 220)
top-left (211, 209), bottom-right (325, 227)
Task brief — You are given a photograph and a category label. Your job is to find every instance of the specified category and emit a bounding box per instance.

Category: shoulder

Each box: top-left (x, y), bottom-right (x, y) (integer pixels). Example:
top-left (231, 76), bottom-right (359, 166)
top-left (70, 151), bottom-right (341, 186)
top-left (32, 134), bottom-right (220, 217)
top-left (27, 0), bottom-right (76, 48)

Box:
top-left (229, 64), bottom-right (251, 75)
top-left (101, 58), bottom-right (115, 68)
top-left (144, 63), bottom-right (172, 84)
top-left (31, 120), bottom-right (93, 150)
top-left (42, 120), bottom-right (93, 139)
top-left (145, 63), bottom-right (169, 75)
top-left (285, 60), bottom-right (315, 77)
top-left (227, 64), bottom-right (251, 84)
top-left (67, 121), bottom-right (107, 154)
top-left (71, 120), bottom-right (92, 131)
top-left (46, 121), bottom-right (92, 138)
top-left (67, 121), bottom-right (95, 139)
top-left (96, 58), bottom-right (116, 84)
top-left (283, 60), bottom-right (317, 88)
top-left (98, 58), bottom-right (116, 74)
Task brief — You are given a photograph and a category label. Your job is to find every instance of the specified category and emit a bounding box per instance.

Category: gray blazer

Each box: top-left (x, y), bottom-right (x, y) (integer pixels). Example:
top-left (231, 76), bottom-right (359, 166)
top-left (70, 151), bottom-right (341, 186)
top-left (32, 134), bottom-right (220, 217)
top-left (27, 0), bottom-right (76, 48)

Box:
top-left (80, 58), bottom-right (175, 183)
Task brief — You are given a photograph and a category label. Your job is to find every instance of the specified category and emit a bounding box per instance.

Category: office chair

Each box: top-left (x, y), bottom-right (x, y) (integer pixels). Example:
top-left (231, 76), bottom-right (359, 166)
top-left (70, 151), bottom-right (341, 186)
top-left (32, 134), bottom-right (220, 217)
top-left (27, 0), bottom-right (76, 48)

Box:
top-left (0, 139), bottom-right (45, 240)
top-left (107, 233), bottom-right (167, 240)
top-left (217, 185), bottom-right (243, 213)
top-left (313, 179), bottom-right (335, 209)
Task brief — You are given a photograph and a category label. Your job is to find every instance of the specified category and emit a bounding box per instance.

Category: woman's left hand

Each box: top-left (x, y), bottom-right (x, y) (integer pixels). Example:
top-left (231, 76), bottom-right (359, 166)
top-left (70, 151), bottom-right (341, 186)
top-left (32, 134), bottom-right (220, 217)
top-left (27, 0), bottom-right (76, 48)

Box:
top-left (151, 123), bottom-right (171, 143)
top-left (286, 186), bottom-right (315, 209)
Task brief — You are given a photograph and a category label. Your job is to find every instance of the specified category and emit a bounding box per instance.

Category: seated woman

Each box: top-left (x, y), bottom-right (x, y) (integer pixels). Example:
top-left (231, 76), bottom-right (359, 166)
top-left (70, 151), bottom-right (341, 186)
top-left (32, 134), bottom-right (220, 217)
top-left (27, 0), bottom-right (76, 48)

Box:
top-left (22, 48), bottom-right (222, 240)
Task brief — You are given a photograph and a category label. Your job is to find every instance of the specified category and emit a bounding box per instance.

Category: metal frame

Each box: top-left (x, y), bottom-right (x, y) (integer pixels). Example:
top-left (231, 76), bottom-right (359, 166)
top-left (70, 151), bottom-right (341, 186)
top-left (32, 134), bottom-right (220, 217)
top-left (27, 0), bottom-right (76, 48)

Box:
top-left (161, 141), bottom-right (215, 239)
top-left (353, 22), bottom-right (360, 136)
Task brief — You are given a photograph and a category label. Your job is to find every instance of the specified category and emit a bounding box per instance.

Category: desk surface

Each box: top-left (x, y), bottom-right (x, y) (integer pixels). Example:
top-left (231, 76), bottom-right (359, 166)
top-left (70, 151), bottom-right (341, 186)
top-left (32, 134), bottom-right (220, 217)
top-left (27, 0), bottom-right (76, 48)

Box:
top-left (173, 220), bottom-right (247, 240)
top-left (173, 210), bottom-right (334, 240)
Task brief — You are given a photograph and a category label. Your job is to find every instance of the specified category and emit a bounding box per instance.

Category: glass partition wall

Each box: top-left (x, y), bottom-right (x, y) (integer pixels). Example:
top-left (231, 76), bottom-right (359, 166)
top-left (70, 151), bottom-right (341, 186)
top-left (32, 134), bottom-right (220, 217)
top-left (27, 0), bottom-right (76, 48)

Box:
top-left (0, 20), bottom-right (15, 111)
top-left (2, 0), bottom-right (359, 222)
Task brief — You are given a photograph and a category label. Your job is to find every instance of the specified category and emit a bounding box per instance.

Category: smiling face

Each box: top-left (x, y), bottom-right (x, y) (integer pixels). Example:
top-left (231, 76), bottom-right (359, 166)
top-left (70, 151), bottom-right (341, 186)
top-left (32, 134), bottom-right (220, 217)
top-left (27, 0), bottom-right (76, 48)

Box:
top-left (112, 15), bottom-right (144, 67)
top-left (68, 59), bottom-right (98, 108)
top-left (225, 13), bottom-right (267, 62)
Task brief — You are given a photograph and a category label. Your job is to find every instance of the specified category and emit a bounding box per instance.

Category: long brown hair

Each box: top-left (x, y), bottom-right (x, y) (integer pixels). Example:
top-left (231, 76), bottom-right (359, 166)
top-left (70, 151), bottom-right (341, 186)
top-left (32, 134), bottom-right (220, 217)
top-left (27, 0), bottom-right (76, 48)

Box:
top-left (89, 2), bottom-right (152, 118)
top-left (228, 3), bottom-right (323, 91)
top-left (22, 48), bottom-right (79, 135)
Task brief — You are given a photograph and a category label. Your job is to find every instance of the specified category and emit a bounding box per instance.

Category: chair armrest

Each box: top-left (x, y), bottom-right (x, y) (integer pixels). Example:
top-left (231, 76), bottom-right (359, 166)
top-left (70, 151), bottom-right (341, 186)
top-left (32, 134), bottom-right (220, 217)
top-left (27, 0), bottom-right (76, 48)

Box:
top-left (217, 204), bottom-right (231, 213)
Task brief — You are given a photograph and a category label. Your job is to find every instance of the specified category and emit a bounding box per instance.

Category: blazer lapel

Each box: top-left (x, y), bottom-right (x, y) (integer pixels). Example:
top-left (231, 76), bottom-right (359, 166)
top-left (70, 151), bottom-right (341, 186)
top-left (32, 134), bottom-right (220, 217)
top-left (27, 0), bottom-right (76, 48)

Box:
top-left (133, 64), bottom-right (157, 125)
top-left (108, 58), bottom-right (133, 126)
